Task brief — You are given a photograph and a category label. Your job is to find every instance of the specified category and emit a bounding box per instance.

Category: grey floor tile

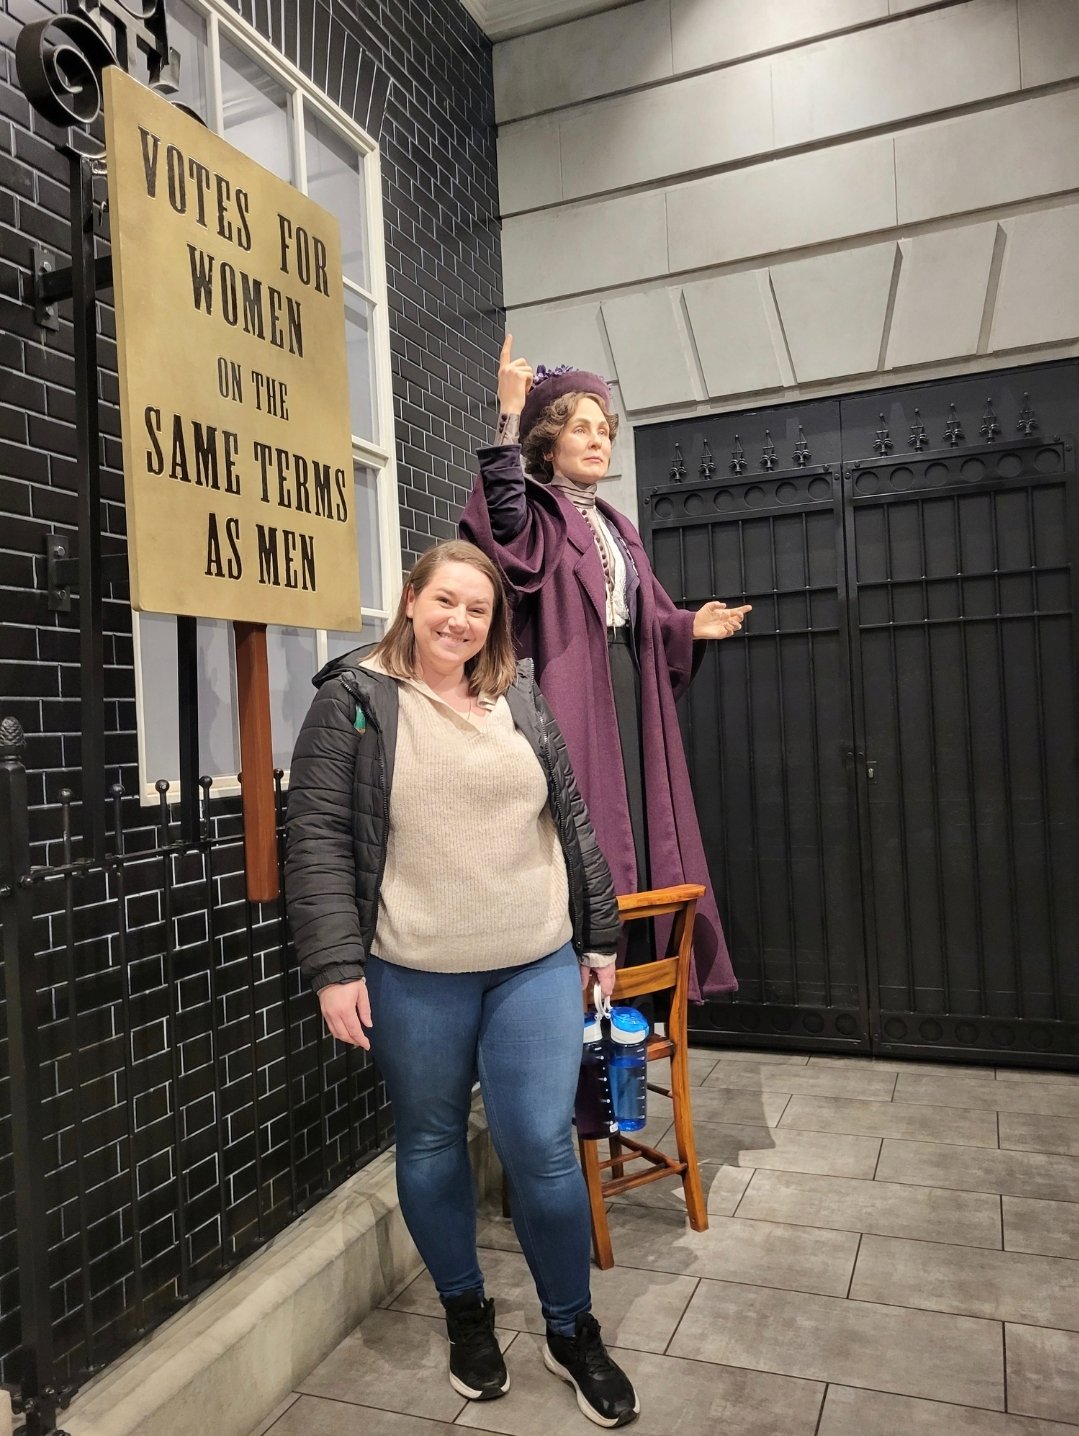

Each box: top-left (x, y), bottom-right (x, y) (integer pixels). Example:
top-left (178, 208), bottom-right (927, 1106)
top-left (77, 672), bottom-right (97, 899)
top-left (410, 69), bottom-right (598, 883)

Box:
top-left (678, 1083), bottom-right (792, 1127)
top-left (999, 1112), bottom-right (1079, 1158)
top-left (737, 1168), bottom-right (1002, 1248)
top-left (1004, 1197), bottom-right (1079, 1259)
top-left (850, 1233), bottom-right (1079, 1331)
top-left (391, 1246), bottom-right (697, 1354)
top-left (876, 1139), bottom-right (1079, 1201)
top-left (247, 1393), bottom-right (300, 1436)
top-left (894, 1073), bottom-right (1079, 1119)
top-left (667, 1278), bottom-right (1004, 1409)
top-left (1006, 1323), bottom-right (1079, 1424)
top-left (602, 1203), bottom-right (859, 1295)
top-left (700, 1064), bottom-right (898, 1101)
top-left (298, 1308), bottom-right (511, 1423)
top-left (455, 1331), bottom-right (825, 1436)
top-left (996, 1068), bottom-right (1079, 1087)
top-left (608, 1154), bottom-right (754, 1216)
top-left (704, 1049), bottom-right (812, 1067)
top-left (807, 1055), bottom-right (989, 1078)
top-left (685, 1047), bottom-right (720, 1085)
top-left (475, 1205), bottom-right (524, 1255)
top-left (691, 1119), bottom-right (882, 1178)
top-left (818, 1384), bottom-right (1078, 1436)
top-left (780, 1094), bottom-right (999, 1148)
top-left (259, 1394), bottom-right (504, 1436)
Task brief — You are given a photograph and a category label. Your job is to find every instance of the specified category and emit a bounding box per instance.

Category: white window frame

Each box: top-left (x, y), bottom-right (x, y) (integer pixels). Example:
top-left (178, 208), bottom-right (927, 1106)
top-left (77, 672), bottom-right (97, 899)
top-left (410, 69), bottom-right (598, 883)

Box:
top-left (131, 0), bottom-right (402, 802)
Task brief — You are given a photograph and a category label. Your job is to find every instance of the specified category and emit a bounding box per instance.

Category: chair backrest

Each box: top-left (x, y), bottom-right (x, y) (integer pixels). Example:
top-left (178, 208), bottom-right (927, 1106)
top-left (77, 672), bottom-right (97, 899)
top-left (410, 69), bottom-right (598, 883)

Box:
top-left (612, 884), bottom-right (705, 1036)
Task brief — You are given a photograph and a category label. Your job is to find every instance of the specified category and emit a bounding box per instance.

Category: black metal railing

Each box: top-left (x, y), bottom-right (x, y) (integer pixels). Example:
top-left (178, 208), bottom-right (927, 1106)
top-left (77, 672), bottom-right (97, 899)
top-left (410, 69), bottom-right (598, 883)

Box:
top-left (0, 717), bottom-right (393, 1436)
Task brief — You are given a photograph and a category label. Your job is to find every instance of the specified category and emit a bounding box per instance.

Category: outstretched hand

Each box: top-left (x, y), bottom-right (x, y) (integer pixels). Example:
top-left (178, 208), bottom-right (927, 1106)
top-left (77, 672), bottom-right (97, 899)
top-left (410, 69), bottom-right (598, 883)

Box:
top-left (498, 333), bottom-right (533, 415)
top-left (318, 978), bottom-right (373, 1050)
top-left (693, 600), bottom-right (752, 640)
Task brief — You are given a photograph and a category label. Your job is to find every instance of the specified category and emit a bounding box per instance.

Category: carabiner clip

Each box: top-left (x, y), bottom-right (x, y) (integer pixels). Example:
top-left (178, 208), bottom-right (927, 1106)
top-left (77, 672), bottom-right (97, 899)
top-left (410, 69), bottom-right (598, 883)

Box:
top-left (592, 981), bottom-right (612, 1020)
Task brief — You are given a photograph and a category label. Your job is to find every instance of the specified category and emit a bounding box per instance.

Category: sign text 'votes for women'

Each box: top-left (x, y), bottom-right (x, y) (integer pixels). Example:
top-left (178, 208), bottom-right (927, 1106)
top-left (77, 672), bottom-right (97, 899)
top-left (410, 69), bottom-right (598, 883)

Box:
top-left (104, 64), bottom-right (362, 630)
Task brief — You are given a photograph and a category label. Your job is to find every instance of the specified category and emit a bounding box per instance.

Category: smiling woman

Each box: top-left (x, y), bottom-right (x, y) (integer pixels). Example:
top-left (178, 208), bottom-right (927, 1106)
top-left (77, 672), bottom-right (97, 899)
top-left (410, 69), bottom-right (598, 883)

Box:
top-left (406, 562), bottom-right (495, 692)
top-left (366, 541), bottom-right (515, 705)
top-left (284, 538), bottom-right (639, 1426)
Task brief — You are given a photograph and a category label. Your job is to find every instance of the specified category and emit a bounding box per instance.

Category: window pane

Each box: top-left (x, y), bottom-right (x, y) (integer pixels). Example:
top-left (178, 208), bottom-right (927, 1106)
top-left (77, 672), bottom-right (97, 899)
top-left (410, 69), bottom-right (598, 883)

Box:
top-left (355, 464), bottom-right (382, 610)
top-left (220, 40), bottom-right (293, 182)
top-left (168, 0), bottom-right (209, 121)
top-left (267, 628), bottom-right (319, 770)
top-left (325, 619), bottom-right (386, 663)
top-left (139, 619), bottom-right (326, 782)
top-left (138, 615), bottom-right (238, 785)
top-left (344, 288), bottom-right (377, 443)
top-left (305, 112), bottom-right (369, 288)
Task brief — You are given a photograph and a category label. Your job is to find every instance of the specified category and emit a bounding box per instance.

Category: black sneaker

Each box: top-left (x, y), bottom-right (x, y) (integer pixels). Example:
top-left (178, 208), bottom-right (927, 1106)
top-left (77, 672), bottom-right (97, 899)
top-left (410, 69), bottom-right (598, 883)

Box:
top-left (444, 1290), bottom-right (510, 1400)
top-left (544, 1312), bottom-right (639, 1427)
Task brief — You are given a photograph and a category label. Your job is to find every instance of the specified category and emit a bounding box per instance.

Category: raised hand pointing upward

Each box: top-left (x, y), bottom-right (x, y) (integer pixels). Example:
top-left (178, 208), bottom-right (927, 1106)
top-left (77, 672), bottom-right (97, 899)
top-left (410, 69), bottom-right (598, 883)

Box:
top-left (497, 334), bottom-right (534, 416)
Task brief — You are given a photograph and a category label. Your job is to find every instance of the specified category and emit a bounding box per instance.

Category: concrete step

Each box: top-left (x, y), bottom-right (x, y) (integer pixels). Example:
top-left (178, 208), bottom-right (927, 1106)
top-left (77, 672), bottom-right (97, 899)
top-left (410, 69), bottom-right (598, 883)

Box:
top-left (56, 1098), bottom-right (495, 1436)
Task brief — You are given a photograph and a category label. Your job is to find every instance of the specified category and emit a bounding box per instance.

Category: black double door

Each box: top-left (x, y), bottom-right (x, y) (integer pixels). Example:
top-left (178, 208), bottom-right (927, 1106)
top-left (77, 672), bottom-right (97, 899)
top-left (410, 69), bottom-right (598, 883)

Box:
top-left (635, 361), bottom-right (1079, 1067)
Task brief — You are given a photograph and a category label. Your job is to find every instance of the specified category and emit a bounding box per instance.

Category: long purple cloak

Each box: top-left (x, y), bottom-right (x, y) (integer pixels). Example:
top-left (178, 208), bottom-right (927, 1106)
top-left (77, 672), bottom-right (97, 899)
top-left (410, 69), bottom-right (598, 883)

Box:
top-left (460, 445), bottom-right (736, 1000)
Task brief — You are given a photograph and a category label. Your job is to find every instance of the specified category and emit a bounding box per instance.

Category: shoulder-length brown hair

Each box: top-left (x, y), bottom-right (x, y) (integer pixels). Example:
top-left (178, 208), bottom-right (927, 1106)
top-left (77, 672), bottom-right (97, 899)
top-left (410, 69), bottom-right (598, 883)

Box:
top-left (370, 540), bottom-right (517, 697)
top-left (522, 391), bottom-right (620, 483)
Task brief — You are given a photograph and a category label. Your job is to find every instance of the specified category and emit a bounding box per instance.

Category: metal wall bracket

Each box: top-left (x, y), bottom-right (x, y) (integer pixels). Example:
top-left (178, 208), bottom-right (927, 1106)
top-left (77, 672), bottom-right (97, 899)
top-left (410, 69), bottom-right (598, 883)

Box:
top-left (29, 244), bottom-right (113, 329)
top-left (44, 533), bottom-right (128, 612)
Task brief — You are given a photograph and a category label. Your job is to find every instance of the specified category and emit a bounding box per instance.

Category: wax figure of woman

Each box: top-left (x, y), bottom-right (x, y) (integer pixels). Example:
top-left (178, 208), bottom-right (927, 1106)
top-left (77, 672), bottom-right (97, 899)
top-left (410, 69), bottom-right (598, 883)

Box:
top-left (285, 540), bottom-right (639, 1429)
top-left (460, 338), bottom-right (750, 1000)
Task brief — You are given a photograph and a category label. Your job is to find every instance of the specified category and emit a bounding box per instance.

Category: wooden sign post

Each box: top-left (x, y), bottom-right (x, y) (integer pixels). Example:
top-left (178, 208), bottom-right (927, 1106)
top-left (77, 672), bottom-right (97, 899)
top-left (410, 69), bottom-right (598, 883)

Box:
top-left (234, 622), bottom-right (278, 901)
top-left (104, 67), bottom-right (362, 901)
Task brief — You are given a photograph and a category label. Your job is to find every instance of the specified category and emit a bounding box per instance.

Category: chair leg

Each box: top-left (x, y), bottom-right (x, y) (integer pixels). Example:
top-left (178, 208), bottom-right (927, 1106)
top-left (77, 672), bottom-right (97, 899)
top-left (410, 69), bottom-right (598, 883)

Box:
top-left (670, 1048), bottom-right (708, 1233)
top-left (608, 1133), bottom-right (626, 1181)
top-left (578, 1134), bottom-right (614, 1270)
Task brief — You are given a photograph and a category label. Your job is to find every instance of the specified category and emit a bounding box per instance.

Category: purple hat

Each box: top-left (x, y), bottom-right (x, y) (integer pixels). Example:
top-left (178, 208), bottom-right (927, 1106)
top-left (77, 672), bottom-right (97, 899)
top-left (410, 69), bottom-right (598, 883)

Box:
top-left (520, 364), bottom-right (612, 443)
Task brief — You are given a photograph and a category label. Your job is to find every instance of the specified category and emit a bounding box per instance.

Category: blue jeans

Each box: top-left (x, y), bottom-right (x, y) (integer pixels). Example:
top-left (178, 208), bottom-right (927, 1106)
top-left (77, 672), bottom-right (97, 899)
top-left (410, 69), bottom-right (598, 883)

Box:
top-left (365, 942), bottom-right (591, 1335)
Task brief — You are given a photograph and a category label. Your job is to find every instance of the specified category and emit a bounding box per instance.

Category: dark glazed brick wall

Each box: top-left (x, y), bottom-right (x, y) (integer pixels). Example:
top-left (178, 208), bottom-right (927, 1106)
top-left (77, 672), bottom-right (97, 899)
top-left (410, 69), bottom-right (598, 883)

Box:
top-left (0, 0), bottom-right (502, 1386)
top-left (225, 0), bottom-right (505, 568)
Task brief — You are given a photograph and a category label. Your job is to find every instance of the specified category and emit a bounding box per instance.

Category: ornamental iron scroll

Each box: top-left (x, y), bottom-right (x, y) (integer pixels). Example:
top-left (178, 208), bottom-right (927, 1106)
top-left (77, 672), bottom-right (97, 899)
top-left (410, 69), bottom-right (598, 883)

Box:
top-left (729, 435), bottom-right (748, 476)
top-left (980, 397), bottom-right (1001, 441)
top-left (908, 408), bottom-right (928, 452)
top-left (944, 403), bottom-right (964, 448)
top-left (760, 430), bottom-right (778, 472)
top-left (1017, 392), bottom-right (1040, 436)
top-left (792, 426), bottom-right (811, 467)
top-left (873, 414), bottom-right (893, 456)
top-left (699, 439), bottom-right (716, 481)
top-left (669, 443), bottom-right (687, 482)
top-left (15, 1), bottom-right (179, 132)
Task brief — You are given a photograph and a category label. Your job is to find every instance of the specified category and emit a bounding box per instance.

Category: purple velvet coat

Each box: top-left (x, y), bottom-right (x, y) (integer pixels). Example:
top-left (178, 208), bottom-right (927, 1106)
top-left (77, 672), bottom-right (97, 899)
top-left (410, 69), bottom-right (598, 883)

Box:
top-left (460, 445), bottom-right (736, 999)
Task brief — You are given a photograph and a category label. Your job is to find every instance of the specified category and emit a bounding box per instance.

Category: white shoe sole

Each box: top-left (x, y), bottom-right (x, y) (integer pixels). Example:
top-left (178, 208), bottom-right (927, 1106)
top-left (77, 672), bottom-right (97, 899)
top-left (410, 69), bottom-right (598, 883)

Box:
top-left (543, 1346), bottom-right (640, 1428)
top-left (449, 1366), bottom-right (510, 1401)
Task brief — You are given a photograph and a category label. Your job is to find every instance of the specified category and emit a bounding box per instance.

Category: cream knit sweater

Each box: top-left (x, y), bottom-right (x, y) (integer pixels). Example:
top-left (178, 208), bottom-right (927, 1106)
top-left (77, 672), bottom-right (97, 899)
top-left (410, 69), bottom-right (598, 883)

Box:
top-left (371, 675), bottom-right (573, 972)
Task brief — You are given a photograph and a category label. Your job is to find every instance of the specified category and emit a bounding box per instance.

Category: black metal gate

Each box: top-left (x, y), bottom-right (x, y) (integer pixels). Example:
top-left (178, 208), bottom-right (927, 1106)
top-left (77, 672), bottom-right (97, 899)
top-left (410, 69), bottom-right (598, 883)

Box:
top-left (636, 361), bottom-right (1079, 1067)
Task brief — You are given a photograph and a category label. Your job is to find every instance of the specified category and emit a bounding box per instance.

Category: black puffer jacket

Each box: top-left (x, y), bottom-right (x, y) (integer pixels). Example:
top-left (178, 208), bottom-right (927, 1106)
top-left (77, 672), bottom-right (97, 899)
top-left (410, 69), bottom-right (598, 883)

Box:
top-left (285, 651), bottom-right (620, 992)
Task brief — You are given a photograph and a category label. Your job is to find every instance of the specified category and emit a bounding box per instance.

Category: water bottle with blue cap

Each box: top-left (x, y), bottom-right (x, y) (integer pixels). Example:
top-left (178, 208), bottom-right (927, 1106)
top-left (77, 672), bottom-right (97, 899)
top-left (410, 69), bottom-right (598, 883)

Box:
top-left (574, 999), bottom-right (618, 1140)
top-left (607, 1004), bottom-right (649, 1132)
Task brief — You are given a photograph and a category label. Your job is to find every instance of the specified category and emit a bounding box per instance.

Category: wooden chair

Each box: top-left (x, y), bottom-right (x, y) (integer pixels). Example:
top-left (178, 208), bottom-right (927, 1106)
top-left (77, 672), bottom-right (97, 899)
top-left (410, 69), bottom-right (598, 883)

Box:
top-left (578, 883), bottom-right (708, 1269)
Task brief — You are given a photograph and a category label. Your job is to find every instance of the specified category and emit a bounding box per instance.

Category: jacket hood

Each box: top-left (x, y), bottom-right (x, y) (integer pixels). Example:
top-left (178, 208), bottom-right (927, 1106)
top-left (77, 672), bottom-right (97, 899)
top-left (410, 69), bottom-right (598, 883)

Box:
top-left (311, 644), bottom-right (378, 689)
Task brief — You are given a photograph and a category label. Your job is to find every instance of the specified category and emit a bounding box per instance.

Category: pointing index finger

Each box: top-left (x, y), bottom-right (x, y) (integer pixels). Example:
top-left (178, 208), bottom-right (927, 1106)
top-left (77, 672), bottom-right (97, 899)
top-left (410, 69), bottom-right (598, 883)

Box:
top-left (499, 333), bottom-right (513, 365)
